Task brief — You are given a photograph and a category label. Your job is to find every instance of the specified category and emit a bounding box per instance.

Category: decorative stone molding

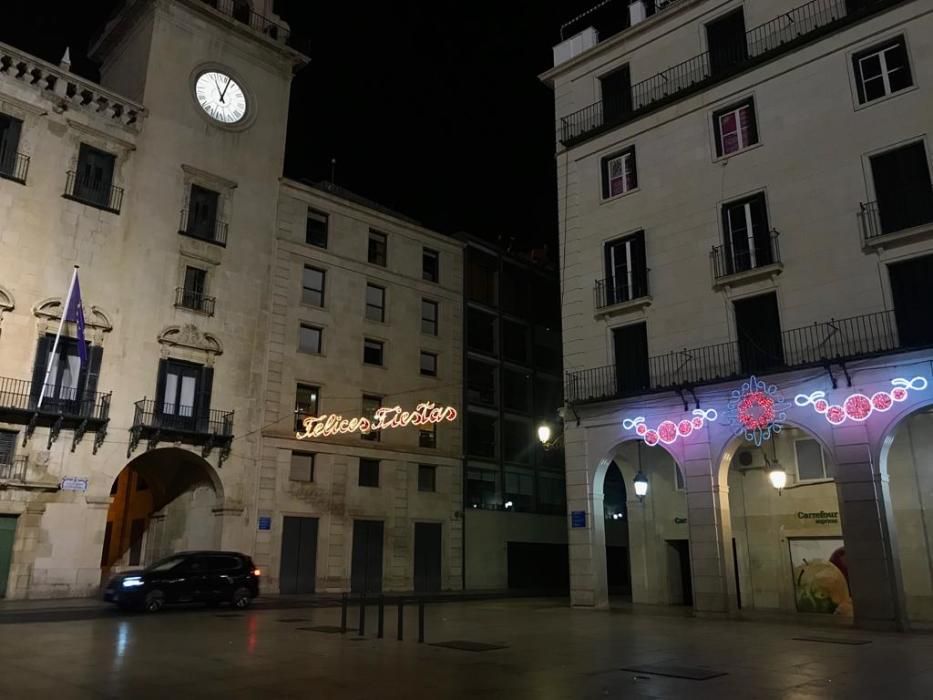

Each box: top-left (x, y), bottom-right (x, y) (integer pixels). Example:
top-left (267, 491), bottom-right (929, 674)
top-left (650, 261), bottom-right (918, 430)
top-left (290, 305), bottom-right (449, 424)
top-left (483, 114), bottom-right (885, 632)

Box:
top-left (158, 324), bottom-right (223, 360)
top-left (0, 285), bottom-right (13, 330)
top-left (33, 297), bottom-right (113, 344)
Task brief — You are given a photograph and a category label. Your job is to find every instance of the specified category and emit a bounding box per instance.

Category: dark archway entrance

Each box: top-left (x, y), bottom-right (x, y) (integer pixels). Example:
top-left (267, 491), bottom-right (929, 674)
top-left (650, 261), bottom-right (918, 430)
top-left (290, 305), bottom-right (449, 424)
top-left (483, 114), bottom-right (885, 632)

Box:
top-left (604, 461), bottom-right (631, 596)
top-left (102, 448), bottom-right (222, 575)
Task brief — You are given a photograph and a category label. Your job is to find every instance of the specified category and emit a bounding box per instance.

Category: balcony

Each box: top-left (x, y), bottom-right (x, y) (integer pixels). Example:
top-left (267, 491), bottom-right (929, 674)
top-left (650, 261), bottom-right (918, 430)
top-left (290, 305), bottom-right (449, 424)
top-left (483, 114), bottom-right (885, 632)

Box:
top-left (710, 231), bottom-right (782, 288)
top-left (594, 274), bottom-right (651, 317)
top-left (179, 208), bottom-right (228, 247)
top-left (859, 197), bottom-right (933, 248)
top-left (63, 171), bottom-right (124, 214)
top-left (0, 151), bottom-right (29, 184)
top-left (0, 377), bottom-right (111, 451)
top-left (175, 287), bottom-right (216, 316)
top-left (566, 309), bottom-right (923, 403)
top-left (128, 399), bottom-right (234, 463)
top-left (200, 0), bottom-right (309, 54)
top-left (0, 456), bottom-right (27, 482)
top-left (559, 0), bottom-right (904, 146)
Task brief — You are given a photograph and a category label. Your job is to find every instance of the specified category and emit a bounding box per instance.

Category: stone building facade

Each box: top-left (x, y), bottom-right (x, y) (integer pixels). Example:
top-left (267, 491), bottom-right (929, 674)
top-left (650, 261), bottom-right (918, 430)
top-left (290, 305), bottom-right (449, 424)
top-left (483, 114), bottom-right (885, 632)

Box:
top-left (541, 0), bottom-right (933, 630)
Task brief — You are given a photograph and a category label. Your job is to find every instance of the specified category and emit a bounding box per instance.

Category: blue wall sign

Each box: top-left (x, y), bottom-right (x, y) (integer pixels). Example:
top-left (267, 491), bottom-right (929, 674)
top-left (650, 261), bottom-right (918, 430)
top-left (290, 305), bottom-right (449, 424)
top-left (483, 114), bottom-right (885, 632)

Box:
top-left (258, 516), bottom-right (272, 531)
top-left (571, 510), bottom-right (587, 528)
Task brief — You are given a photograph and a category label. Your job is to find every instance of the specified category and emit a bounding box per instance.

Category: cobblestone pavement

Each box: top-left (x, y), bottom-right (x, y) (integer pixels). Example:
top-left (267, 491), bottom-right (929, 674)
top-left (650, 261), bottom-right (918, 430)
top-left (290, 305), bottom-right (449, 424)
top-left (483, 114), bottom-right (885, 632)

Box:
top-left (0, 598), bottom-right (930, 699)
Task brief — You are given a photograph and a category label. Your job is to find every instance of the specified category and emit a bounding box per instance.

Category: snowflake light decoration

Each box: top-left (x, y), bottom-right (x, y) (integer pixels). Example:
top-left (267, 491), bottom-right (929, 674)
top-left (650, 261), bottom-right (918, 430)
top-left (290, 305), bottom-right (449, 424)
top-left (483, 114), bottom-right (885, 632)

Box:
top-left (726, 375), bottom-right (788, 446)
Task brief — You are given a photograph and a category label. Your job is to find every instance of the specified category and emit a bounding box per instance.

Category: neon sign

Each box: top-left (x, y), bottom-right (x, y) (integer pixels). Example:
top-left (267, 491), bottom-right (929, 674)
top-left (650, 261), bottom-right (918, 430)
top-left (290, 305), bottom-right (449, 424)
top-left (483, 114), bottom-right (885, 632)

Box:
top-left (795, 377), bottom-right (928, 425)
top-left (623, 409), bottom-right (718, 446)
top-left (726, 375), bottom-right (788, 446)
top-left (296, 402), bottom-right (458, 439)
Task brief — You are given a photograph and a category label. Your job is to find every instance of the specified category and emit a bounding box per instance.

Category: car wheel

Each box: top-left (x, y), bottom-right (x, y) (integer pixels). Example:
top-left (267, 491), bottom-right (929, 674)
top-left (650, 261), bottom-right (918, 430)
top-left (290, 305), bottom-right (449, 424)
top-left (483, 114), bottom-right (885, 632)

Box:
top-left (144, 590), bottom-right (165, 613)
top-left (232, 587), bottom-right (252, 609)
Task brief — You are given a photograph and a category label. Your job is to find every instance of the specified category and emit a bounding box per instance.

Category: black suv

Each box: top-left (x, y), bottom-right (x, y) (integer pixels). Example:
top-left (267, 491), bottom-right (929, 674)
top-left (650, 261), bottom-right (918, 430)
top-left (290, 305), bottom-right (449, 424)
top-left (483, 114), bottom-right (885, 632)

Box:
top-left (103, 551), bottom-right (260, 612)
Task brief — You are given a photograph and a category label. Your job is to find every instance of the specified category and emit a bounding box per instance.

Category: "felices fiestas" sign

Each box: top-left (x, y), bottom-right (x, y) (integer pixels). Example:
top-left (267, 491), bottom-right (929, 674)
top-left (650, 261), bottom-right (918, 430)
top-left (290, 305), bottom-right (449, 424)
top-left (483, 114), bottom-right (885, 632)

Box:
top-left (297, 402), bottom-right (458, 440)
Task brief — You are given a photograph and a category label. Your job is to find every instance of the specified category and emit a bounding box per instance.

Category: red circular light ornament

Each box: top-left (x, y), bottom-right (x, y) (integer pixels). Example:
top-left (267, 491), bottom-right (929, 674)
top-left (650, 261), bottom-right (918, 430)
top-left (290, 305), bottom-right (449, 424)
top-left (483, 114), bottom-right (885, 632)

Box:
top-left (871, 392), bottom-right (893, 412)
top-left (644, 430), bottom-right (659, 446)
top-left (892, 387), bottom-right (908, 402)
top-left (636, 423), bottom-right (648, 435)
top-left (692, 416), bottom-right (704, 429)
top-left (826, 405), bottom-right (846, 425)
top-left (736, 391), bottom-right (775, 431)
top-left (814, 399), bottom-right (829, 414)
top-left (658, 421), bottom-right (678, 444)
top-left (678, 420), bottom-right (692, 436)
top-left (844, 394), bottom-right (872, 422)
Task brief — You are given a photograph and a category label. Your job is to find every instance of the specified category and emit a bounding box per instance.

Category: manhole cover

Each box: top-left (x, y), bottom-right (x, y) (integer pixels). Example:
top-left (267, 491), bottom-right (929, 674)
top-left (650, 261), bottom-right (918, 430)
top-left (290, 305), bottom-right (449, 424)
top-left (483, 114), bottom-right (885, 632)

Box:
top-left (429, 640), bottom-right (508, 652)
top-left (793, 637), bottom-right (871, 646)
top-left (621, 665), bottom-right (726, 681)
top-left (296, 625), bottom-right (345, 634)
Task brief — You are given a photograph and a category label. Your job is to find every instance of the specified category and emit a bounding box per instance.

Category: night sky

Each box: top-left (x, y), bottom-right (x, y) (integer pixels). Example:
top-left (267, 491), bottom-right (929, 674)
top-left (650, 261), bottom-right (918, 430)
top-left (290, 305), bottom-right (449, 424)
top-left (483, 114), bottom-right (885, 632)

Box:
top-left (1, 1), bottom-right (598, 249)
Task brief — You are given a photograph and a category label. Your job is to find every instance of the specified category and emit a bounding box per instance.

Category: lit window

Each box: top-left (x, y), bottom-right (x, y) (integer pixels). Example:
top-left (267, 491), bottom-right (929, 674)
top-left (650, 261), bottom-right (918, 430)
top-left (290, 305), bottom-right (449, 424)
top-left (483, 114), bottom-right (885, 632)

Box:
top-left (601, 146), bottom-right (637, 198)
top-left (713, 98), bottom-right (758, 157)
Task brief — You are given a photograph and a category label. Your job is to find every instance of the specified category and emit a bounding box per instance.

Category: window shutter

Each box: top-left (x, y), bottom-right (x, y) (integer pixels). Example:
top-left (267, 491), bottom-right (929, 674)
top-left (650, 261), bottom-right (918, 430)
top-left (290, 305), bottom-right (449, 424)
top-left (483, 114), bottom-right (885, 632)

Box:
top-left (0, 116), bottom-right (22, 172)
top-left (628, 147), bottom-right (638, 189)
top-left (83, 345), bottom-right (103, 413)
top-left (631, 230), bottom-right (647, 296)
top-left (600, 156), bottom-right (611, 199)
top-left (744, 98), bottom-right (759, 145)
top-left (153, 359), bottom-right (168, 414)
top-left (720, 204), bottom-right (734, 274)
top-left (851, 54), bottom-right (867, 104)
top-left (29, 335), bottom-right (52, 407)
top-left (197, 366), bottom-right (215, 427)
top-left (713, 112), bottom-right (724, 157)
top-left (749, 194), bottom-right (771, 263)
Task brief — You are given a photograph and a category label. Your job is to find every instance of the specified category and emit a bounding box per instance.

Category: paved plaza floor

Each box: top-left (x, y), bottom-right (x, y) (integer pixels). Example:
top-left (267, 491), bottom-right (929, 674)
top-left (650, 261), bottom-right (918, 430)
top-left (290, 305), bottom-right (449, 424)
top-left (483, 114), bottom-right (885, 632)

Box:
top-left (0, 598), bottom-right (931, 699)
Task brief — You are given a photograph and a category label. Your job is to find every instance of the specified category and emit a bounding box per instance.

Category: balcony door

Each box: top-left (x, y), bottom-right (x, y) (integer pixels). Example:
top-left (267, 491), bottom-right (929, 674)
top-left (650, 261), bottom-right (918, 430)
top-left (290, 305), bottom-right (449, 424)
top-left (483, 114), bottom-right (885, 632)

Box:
top-left (600, 65), bottom-right (632, 125)
top-left (155, 359), bottom-right (213, 432)
top-left (869, 142), bottom-right (933, 235)
top-left (734, 292), bottom-right (784, 374)
top-left (604, 231), bottom-right (647, 305)
top-left (74, 144), bottom-right (115, 208)
top-left (888, 253), bottom-right (933, 347)
top-left (187, 185), bottom-right (220, 241)
top-left (29, 335), bottom-right (101, 414)
top-left (613, 322), bottom-right (650, 395)
top-left (706, 9), bottom-right (747, 76)
top-left (722, 194), bottom-right (772, 275)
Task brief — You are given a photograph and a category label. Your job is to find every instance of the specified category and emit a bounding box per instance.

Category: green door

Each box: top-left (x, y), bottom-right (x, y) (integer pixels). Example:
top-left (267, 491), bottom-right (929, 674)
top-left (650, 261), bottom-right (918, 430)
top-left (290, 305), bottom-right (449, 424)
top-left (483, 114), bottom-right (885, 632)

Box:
top-left (0, 516), bottom-right (17, 598)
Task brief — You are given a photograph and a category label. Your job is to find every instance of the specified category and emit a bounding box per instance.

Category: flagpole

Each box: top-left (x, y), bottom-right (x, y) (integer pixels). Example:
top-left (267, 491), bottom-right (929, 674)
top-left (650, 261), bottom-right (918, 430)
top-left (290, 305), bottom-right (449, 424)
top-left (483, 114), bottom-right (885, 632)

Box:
top-left (37, 265), bottom-right (78, 410)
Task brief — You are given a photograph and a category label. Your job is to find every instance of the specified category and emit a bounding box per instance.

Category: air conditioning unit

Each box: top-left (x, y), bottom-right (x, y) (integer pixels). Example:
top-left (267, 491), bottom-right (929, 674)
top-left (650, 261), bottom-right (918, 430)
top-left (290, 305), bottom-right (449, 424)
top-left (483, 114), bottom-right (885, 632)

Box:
top-left (629, 0), bottom-right (648, 26)
top-left (734, 449), bottom-right (765, 471)
top-left (553, 27), bottom-right (599, 67)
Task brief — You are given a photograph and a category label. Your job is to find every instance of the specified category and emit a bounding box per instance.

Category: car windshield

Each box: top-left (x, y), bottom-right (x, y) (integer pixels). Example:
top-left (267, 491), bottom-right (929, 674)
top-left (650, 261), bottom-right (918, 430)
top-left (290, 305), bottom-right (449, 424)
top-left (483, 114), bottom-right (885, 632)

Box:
top-left (145, 556), bottom-right (187, 572)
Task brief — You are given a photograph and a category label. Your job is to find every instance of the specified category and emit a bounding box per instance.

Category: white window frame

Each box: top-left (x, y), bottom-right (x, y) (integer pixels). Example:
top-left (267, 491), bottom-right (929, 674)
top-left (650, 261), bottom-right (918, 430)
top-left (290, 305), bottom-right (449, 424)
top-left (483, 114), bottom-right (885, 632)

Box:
top-left (856, 40), bottom-right (910, 103)
top-left (794, 438), bottom-right (829, 482)
top-left (607, 152), bottom-right (634, 197)
top-left (607, 237), bottom-right (634, 300)
top-left (726, 200), bottom-right (758, 268)
top-left (718, 104), bottom-right (753, 155)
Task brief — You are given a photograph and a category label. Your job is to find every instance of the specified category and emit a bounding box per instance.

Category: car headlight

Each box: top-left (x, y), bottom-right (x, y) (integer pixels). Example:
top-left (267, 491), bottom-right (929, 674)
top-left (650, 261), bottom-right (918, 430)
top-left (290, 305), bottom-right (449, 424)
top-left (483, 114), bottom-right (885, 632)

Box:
top-left (122, 576), bottom-right (144, 588)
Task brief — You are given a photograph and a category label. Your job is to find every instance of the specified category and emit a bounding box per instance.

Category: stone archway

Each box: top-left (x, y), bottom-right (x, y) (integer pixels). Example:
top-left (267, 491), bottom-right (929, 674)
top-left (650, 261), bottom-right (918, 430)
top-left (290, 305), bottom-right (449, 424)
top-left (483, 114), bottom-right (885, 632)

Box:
top-left (102, 448), bottom-right (223, 574)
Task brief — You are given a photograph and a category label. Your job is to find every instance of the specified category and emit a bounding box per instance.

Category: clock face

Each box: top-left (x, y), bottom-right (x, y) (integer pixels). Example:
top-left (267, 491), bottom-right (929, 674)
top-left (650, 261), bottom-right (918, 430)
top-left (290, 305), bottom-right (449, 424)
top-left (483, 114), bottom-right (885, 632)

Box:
top-left (195, 71), bottom-right (248, 124)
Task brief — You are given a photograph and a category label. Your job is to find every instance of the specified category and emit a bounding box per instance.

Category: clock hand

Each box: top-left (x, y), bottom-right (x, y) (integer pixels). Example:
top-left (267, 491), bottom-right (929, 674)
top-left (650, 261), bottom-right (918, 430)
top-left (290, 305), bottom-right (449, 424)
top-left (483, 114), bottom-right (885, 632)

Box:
top-left (220, 77), bottom-right (231, 102)
top-left (213, 77), bottom-right (225, 104)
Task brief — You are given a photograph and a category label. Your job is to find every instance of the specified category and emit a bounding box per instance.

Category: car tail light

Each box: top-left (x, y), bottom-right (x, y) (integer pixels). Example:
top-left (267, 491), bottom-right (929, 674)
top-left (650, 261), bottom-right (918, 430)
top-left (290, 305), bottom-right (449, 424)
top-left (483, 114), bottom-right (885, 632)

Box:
top-left (253, 568), bottom-right (261, 576)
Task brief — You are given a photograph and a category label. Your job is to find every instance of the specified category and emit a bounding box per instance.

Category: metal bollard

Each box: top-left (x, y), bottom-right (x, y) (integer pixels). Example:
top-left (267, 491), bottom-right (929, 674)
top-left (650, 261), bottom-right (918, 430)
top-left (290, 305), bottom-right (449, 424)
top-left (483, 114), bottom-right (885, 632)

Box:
top-left (397, 598), bottom-right (404, 641)
top-left (358, 595), bottom-right (366, 636)
top-left (340, 593), bottom-right (348, 633)
top-left (418, 599), bottom-right (425, 643)
top-left (377, 595), bottom-right (385, 639)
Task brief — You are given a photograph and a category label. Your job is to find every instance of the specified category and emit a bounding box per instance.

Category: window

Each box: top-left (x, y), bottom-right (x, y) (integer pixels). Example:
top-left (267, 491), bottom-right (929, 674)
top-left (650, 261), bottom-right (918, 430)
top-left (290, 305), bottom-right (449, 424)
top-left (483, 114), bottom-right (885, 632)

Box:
top-left (421, 299), bottom-right (438, 336)
top-left (537, 472), bottom-right (566, 514)
top-left (853, 36), bottom-right (913, 104)
top-left (534, 326), bottom-right (561, 373)
top-left (612, 322), bottom-right (649, 394)
top-left (422, 248), bottom-right (439, 283)
top-left (466, 249), bottom-right (497, 306)
top-left (418, 464), bottom-right (436, 492)
top-left (0, 113), bottom-right (24, 181)
top-left (502, 369), bottom-right (531, 413)
top-left (503, 418), bottom-right (531, 464)
top-left (306, 208), bottom-right (328, 248)
top-left (180, 266), bottom-right (208, 312)
top-left (795, 438), bottom-right (832, 481)
top-left (600, 64), bottom-right (632, 124)
top-left (359, 458), bottom-right (380, 487)
top-left (368, 230), bottom-right (387, 266)
top-left (888, 253), bottom-right (933, 347)
top-left (500, 264), bottom-right (529, 317)
top-left (713, 97), bottom-right (758, 157)
top-left (467, 359), bottom-right (497, 406)
top-left (362, 394), bottom-right (381, 441)
top-left (601, 146), bottom-right (637, 198)
top-left (603, 230), bottom-right (648, 304)
top-left (420, 351), bottom-right (437, 377)
top-left (0, 430), bottom-right (16, 467)
top-left (363, 339), bottom-right (384, 366)
top-left (299, 324), bottom-right (323, 354)
top-left (720, 194), bottom-right (773, 274)
top-left (869, 141), bottom-right (933, 235)
top-left (466, 466), bottom-right (499, 509)
top-left (419, 423), bottom-right (436, 449)
top-left (290, 452), bottom-right (315, 482)
top-left (706, 8), bottom-right (747, 75)
top-left (186, 184), bottom-right (220, 240)
top-left (674, 465), bottom-right (686, 491)
top-left (365, 284), bottom-right (385, 322)
top-left (295, 384), bottom-right (320, 432)
top-left (467, 411), bottom-right (497, 458)
top-left (734, 292), bottom-right (783, 375)
top-left (467, 308), bottom-right (496, 355)
top-left (73, 144), bottom-right (116, 209)
top-left (502, 320), bottom-right (529, 364)
top-left (302, 266), bottom-right (325, 307)
top-left (156, 359), bottom-right (210, 426)
top-left (504, 467), bottom-right (534, 511)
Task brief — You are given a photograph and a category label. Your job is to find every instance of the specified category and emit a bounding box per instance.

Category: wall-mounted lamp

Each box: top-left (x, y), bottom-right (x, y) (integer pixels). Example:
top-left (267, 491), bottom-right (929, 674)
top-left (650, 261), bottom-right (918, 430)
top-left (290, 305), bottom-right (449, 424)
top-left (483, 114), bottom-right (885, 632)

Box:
top-left (633, 469), bottom-right (648, 501)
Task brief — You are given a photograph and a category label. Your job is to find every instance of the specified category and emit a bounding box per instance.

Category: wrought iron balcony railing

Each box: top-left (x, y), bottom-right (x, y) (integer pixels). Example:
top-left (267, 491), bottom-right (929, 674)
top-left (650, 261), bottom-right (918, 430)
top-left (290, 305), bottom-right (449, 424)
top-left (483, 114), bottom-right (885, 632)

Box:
top-left (559, 0), bottom-right (904, 146)
top-left (566, 309), bottom-right (920, 403)
top-left (175, 287), bottom-right (216, 316)
top-left (63, 170), bottom-right (124, 214)
top-left (0, 376), bottom-right (111, 451)
top-left (129, 399), bottom-right (234, 462)
top-left (859, 196), bottom-right (933, 243)
top-left (710, 231), bottom-right (781, 281)
top-left (594, 273), bottom-right (650, 310)
top-left (201, 0), bottom-right (308, 53)
top-left (179, 208), bottom-right (228, 246)
top-left (0, 456), bottom-right (27, 482)
top-left (0, 151), bottom-right (29, 184)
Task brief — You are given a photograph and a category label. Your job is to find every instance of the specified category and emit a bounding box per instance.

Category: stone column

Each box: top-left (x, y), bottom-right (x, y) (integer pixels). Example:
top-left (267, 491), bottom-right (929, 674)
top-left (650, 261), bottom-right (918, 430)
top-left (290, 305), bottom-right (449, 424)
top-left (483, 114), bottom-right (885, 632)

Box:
top-left (683, 439), bottom-right (736, 615)
top-left (833, 425), bottom-right (907, 630)
top-left (565, 425), bottom-right (608, 608)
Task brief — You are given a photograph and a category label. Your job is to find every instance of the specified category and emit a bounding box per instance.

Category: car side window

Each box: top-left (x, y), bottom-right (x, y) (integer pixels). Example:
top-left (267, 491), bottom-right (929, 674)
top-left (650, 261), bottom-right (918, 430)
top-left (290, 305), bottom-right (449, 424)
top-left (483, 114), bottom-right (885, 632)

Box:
top-left (208, 556), bottom-right (241, 572)
top-left (182, 557), bottom-right (208, 574)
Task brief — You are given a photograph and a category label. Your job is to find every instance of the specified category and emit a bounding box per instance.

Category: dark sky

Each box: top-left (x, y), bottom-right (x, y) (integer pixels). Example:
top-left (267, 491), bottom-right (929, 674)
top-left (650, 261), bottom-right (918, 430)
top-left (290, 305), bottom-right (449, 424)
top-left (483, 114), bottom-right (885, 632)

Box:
top-left (1, 1), bottom-right (595, 248)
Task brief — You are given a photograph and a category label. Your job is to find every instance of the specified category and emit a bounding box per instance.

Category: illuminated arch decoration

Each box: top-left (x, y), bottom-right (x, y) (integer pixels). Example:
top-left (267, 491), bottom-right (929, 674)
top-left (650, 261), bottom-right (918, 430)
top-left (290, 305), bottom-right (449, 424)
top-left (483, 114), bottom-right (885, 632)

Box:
top-left (795, 376), bottom-right (929, 425)
top-left (622, 409), bottom-right (718, 446)
top-left (726, 375), bottom-right (789, 446)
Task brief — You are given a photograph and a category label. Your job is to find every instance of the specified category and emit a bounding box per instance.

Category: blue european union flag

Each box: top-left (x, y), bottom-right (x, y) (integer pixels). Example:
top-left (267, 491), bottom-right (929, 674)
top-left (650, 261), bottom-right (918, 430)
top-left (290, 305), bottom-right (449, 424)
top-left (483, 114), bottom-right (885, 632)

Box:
top-left (65, 274), bottom-right (87, 365)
